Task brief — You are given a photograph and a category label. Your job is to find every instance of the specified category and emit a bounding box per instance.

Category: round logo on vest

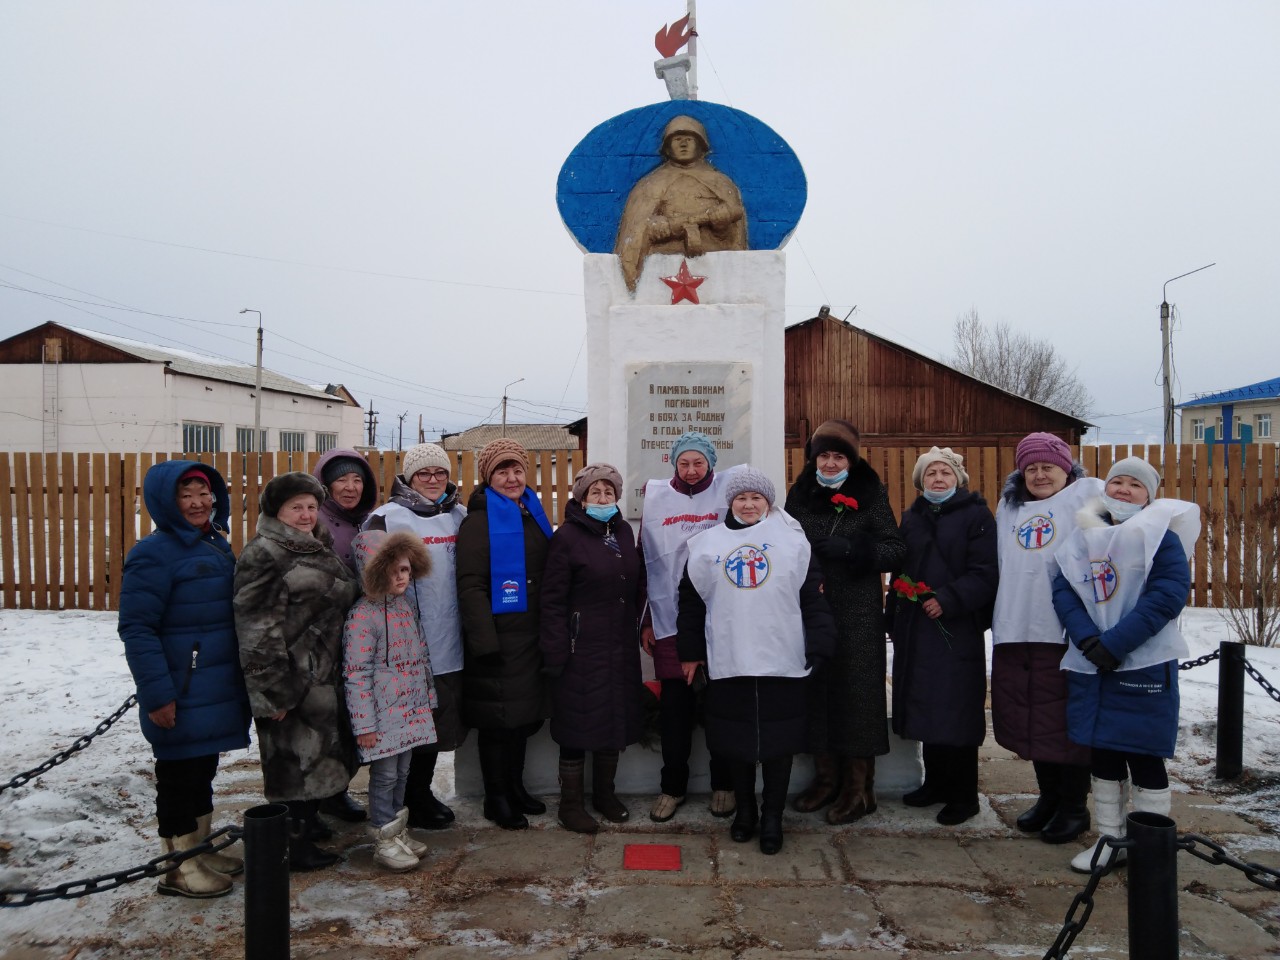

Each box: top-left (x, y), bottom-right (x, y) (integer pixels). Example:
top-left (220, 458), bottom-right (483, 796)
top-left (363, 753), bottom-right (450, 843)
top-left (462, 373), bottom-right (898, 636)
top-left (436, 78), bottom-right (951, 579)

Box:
top-left (722, 544), bottom-right (769, 588)
top-left (1089, 558), bottom-right (1119, 602)
top-left (1016, 514), bottom-right (1056, 549)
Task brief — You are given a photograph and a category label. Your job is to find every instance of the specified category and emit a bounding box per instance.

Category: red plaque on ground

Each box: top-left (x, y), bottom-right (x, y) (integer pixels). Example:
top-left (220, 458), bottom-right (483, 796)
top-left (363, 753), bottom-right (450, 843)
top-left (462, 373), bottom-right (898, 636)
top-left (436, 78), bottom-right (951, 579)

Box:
top-left (623, 843), bottom-right (682, 871)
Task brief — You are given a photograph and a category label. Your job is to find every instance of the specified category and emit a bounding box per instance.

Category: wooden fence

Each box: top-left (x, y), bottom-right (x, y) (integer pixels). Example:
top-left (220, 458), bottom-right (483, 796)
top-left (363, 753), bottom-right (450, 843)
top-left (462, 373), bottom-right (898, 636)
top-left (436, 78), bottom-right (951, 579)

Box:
top-left (1, 445), bottom-right (1274, 611)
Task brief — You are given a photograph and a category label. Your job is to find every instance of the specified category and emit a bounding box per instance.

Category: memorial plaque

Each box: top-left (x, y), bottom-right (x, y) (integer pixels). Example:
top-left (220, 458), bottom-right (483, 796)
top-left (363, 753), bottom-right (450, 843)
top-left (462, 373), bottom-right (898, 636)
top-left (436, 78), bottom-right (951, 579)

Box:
top-left (625, 362), bottom-right (752, 519)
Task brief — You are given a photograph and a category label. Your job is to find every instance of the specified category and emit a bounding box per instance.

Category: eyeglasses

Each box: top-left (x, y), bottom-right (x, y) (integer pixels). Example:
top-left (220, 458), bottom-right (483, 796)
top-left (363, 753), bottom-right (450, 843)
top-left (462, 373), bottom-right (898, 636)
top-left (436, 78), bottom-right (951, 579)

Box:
top-left (413, 469), bottom-right (450, 481)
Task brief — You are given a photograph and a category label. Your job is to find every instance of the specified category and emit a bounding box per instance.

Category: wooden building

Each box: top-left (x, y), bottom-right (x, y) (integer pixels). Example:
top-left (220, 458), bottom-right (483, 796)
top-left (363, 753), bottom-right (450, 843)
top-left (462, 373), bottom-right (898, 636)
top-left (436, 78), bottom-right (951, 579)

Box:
top-left (784, 311), bottom-right (1089, 448)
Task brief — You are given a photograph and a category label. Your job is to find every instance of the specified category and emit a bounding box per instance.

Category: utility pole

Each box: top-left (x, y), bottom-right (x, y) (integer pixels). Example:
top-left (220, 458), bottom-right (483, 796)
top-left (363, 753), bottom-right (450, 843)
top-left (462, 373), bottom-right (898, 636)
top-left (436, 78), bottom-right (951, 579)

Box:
top-left (1160, 263), bottom-right (1215, 445)
top-left (501, 378), bottom-right (524, 437)
top-left (240, 309), bottom-right (263, 453)
top-left (397, 411), bottom-right (408, 451)
top-left (366, 401), bottom-right (379, 447)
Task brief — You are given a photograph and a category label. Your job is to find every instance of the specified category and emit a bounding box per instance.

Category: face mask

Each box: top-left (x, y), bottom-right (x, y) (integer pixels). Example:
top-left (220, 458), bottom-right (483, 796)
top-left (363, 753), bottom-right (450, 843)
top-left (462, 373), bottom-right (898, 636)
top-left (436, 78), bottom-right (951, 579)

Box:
top-left (1103, 495), bottom-right (1144, 522)
top-left (585, 503), bottom-right (619, 522)
top-left (731, 511), bottom-right (764, 526)
top-left (922, 486), bottom-right (956, 504)
top-left (816, 469), bottom-right (848, 487)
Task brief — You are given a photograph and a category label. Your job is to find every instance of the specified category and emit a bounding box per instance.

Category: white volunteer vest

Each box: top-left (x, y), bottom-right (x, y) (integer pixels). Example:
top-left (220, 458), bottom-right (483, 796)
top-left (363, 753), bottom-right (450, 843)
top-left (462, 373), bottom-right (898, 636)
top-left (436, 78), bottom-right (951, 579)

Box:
top-left (992, 476), bottom-right (1104, 647)
top-left (641, 463), bottom-right (746, 639)
top-left (366, 501), bottom-right (467, 675)
top-left (685, 509), bottom-right (811, 680)
top-left (1055, 498), bottom-right (1200, 673)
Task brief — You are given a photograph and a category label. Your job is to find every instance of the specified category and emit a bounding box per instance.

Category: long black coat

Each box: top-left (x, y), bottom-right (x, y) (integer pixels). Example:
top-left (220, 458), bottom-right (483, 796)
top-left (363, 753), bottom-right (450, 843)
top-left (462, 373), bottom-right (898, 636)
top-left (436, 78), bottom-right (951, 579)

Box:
top-left (539, 499), bottom-right (644, 751)
top-left (455, 486), bottom-right (551, 730)
top-left (784, 459), bottom-right (906, 757)
top-left (888, 491), bottom-right (998, 747)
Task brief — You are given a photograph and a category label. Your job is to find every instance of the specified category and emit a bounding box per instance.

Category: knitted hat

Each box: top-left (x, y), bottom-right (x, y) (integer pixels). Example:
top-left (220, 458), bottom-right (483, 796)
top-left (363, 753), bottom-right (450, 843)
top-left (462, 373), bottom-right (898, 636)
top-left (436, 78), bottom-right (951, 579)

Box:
top-left (1015, 432), bottom-right (1074, 474)
top-left (320, 455), bottom-right (364, 486)
top-left (724, 468), bottom-right (776, 507)
top-left (1106, 457), bottom-right (1161, 503)
top-left (912, 447), bottom-right (969, 490)
top-left (177, 466), bottom-right (210, 488)
top-left (670, 431), bottom-right (717, 470)
top-left (805, 419), bottom-right (861, 463)
top-left (572, 462), bottom-right (623, 502)
top-left (402, 442), bottom-right (451, 480)
top-left (477, 438), bottom-right (530, 483)
top-left (260, 471), bottom-right (325, 518)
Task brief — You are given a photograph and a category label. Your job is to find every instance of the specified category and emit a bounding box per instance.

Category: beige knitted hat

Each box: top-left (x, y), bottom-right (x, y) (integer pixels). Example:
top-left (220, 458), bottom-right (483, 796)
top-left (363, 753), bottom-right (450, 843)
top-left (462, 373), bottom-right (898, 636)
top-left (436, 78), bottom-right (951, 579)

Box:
top-left (572, 463), bottom-right (623, 502)
top-left (911, 447), bottom-right (969, 490)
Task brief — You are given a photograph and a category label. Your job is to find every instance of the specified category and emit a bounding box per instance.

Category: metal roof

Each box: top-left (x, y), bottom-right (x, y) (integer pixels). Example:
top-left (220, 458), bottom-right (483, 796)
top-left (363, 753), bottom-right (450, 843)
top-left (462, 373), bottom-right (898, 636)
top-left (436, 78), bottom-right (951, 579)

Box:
top-left (68, 327), bottom-right (346, 402)
top-left (441, 423), bottom-right (575, 451)
top-left (1177, 376), bottom-right (1280, 409)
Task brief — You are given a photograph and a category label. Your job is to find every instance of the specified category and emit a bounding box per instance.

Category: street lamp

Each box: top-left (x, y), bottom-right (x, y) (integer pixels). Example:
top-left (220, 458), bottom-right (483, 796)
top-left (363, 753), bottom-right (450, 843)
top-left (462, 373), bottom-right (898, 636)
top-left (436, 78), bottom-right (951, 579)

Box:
top-left (240, 309), bottom-right (263, 454)
top-left (1159, 264), bottom-right (1214, 445)
top-left (501, 378), bottom-right (524, 436)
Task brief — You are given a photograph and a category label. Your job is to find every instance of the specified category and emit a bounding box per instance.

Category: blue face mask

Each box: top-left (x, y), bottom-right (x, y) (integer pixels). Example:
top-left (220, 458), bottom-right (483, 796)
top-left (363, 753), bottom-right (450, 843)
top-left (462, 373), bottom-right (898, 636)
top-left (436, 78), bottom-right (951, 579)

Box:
top-left (585, 503), bottom-right (619, 522)
top-left (816, 469), bottom-right (848, 488)
top-left (1103, 495), bottom-right (1144, 522)
top-left (922, 486), bottom-right (956, 504)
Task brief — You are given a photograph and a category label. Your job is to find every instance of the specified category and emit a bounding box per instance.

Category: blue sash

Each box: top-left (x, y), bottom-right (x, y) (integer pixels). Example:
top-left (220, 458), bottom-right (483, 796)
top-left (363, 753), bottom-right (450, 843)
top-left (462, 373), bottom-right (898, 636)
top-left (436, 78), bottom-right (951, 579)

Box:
top-left (486, 486), bottom-right (552, 614)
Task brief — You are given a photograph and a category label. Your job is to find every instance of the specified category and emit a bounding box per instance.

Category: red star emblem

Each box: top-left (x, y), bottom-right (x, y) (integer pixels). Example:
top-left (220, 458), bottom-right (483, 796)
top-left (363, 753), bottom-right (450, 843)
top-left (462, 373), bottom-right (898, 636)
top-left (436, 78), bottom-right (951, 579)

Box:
top-left (660, 259), bottom-right (706, 305)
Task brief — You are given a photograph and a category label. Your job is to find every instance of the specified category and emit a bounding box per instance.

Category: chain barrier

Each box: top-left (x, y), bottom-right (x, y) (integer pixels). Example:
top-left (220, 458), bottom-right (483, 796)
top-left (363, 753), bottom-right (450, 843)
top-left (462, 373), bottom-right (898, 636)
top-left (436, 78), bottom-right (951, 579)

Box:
top-left (1178, 834), bottom-right (1280, 892)
top-left (1178, 649), bottom-right (1220, 671)
top-left (1241, 657), bottom-right (1280, 704)
top-left (1040, 836), bottom-right (1133, 960)
top-left (1, 694), bottom-right (138, 794)
top-left (0, 825), bottom-right (243, 906)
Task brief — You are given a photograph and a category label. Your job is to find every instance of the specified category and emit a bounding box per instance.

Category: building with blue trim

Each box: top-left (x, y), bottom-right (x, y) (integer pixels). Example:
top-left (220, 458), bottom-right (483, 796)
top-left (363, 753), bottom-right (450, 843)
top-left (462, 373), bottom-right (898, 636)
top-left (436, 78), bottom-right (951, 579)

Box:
top-left (1177, 376), bottom-right (1280, 444)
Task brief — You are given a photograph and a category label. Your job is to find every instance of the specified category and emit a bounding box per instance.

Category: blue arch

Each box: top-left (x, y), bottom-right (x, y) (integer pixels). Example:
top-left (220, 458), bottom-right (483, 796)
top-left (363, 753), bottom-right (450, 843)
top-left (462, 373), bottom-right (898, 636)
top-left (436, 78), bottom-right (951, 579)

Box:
top-left (556, 101), bottom-right (806, 254)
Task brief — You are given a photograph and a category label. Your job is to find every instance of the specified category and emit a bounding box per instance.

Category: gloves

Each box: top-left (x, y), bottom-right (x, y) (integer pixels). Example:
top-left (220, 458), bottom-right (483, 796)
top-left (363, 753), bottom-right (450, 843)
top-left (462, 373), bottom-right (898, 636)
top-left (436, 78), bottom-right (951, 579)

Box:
top-left (1079, 636), bottom-right (1121, 672)
top-left (811, 535), bottom-right (853, 562)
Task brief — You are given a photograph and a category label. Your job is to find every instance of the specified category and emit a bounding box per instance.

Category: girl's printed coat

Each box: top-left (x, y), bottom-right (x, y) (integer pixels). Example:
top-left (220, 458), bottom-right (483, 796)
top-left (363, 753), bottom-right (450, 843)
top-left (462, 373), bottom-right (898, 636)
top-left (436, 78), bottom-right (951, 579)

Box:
top-left (344, 531), bottom-right (439, 763)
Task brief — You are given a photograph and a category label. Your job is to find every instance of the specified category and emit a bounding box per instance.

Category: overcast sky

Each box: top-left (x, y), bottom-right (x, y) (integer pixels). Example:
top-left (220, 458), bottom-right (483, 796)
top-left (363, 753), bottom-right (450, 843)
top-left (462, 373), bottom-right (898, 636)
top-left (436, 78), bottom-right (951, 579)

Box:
top-left (2, 1), bottom-right (1275, 447)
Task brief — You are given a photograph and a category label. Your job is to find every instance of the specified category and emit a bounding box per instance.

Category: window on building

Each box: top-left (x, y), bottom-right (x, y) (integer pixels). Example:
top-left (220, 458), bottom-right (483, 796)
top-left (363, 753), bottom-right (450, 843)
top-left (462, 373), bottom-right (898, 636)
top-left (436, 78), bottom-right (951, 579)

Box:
top-left (182, 422), bottom-right (222, 454)
top-left (1191, 418), bottom-right (1205, 441)
top-left (280, 430), bottom-right (306, 453)
top-left (1256, 413), bottom-right (1272, 439)
top-left (315, 432), bottom-right (338, 453)
top-left (235, 427), bottom-right (268, 452)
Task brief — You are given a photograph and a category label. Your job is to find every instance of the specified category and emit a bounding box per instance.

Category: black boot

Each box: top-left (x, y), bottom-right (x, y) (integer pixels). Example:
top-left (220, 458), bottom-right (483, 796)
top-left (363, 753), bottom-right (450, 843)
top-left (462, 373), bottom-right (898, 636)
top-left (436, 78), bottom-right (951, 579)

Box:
top-left (318, 790), bottom-right (367, 823)
top-left (936, 745), bottom-right (981, 825)
top-left (479, 737), bottom-right (527, 830)
top-left (1016, 760), bottom-right (1060, 833)
top-left (729, 762), bottom-right (759, 843)
top-left (758, 756), bottom-right (792, 855)
top-left (557, 757), bottom-right (599, 834)
top-left (591, 749), bottom-right (629, 823)
top-left (287, 801), bottom-right (339, 871)
top-left (406, 748), bottom-right (454, 830)
top-left (904, 744), bottom-right (947, 807)
top-left (506, 735), bottom-right (546, 815)
top-left (1041, 763), bottom-right (1091, 844)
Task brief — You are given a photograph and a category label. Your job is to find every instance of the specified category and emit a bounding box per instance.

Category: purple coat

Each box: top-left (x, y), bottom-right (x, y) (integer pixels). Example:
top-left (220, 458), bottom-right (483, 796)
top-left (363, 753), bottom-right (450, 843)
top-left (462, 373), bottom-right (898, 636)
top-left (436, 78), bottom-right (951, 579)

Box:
top-left (539, 499), bottom-right (645, 750)
top-left (313, 448), bottom-right (379, 574)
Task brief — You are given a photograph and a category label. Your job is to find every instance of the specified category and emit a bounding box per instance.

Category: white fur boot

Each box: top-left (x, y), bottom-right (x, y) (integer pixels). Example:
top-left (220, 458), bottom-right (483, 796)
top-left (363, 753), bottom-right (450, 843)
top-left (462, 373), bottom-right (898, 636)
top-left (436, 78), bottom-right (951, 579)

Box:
top-left (196, 812), bottom-right (244, 876)
top-left (370, 819), bottom-right (419, 872)
top-left (157, 831), bottom-right (234, 897)
top-left (394, 807), bottom-right (428, 857)
top-left (1070, 778), bottom-right (1130, 873)
top-left (1131, 783), bottom-right (1172, 818)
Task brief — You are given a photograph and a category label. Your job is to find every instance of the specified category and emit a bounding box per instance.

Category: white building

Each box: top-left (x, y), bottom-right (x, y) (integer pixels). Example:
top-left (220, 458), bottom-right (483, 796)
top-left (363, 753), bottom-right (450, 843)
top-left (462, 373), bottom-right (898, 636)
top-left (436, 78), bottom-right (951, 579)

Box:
top-left (0, 322), bottom-right (365, 455)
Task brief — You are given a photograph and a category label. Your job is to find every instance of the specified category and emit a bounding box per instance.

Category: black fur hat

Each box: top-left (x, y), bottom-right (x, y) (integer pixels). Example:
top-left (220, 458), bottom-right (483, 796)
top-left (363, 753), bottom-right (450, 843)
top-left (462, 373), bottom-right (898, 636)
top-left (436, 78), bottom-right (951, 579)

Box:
top-left (804, 419), bottom-right (861, 464)
top-left (259, 471), bottom-right (325, 518)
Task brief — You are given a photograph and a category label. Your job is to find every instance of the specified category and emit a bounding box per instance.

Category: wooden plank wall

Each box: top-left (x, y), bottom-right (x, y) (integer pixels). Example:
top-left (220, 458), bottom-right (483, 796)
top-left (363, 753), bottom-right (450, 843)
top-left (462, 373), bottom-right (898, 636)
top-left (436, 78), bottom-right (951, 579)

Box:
top-left (1, 445), bottom-right (1274, 610)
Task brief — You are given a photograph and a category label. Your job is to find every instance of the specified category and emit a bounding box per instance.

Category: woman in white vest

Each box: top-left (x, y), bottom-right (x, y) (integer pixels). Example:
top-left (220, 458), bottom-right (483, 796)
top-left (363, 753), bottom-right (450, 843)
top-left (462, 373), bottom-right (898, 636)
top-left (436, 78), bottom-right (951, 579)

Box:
top-left (676, 469), bottom-right (836, 855)
top-left (363, 442), bottom-right (467, 830)
top-left (1051, 457), bottom-right (1198, 872)
top-left (639, 431), bottom-right (745, 823)
top-left (991, 432), bottom-right (1104, 846)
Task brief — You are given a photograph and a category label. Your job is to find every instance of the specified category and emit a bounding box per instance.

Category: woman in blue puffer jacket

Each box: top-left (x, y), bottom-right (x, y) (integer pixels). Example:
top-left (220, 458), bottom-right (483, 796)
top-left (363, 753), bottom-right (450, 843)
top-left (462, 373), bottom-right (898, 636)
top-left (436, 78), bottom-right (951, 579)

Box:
top-left (118, 460), bottom-right (251, 900)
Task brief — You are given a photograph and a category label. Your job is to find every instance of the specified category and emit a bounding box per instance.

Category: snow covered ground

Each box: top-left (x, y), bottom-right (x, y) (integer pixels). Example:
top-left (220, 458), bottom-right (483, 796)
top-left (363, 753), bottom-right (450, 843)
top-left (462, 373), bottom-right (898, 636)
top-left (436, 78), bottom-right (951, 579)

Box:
top-left (1, 607), bottom-right (1278, 950)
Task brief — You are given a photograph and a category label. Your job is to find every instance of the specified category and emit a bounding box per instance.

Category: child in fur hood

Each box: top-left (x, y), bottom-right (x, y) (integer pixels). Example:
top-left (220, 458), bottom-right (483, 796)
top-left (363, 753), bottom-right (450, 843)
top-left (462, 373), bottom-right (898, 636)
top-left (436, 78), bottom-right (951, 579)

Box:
top-left (1050, 456), bottom-right (1200, 874)
top-left (344, 530), bottom-right (439, 872)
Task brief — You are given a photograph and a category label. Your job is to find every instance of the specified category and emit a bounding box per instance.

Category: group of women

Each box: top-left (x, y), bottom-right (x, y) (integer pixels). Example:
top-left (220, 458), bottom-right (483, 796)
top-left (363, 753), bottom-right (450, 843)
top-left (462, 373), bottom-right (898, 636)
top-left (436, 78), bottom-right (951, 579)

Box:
top-left (118, 423), bottom-right (1198, 893)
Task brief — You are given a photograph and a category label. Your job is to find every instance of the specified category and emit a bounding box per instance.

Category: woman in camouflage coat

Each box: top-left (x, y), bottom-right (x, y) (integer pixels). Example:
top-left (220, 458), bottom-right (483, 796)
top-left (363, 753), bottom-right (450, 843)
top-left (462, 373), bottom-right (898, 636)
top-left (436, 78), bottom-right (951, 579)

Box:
top-left (234, 471), bottom-right (360, 870)
top-left (783, 420), bottom-right (906, 825)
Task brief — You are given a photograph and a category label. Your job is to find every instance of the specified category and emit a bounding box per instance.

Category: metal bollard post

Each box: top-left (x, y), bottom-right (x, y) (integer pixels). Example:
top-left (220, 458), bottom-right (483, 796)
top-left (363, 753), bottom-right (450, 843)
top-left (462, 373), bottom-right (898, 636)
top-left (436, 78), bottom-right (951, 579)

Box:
top-left (243, 802), bottom-right (290, 960)
top-left (1215, 640), bottom-right (1245, 780)
top-left (1126, 810), bottom-right (1179, 960)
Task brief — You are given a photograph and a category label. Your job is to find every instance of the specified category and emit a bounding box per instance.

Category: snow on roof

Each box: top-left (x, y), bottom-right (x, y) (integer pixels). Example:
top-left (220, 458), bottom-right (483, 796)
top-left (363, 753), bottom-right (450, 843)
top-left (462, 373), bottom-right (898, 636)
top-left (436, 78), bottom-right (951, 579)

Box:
top-left (68, 326), bottom-right (343, 402)
top-left (1178, 376), bottom-right (1280, 409)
